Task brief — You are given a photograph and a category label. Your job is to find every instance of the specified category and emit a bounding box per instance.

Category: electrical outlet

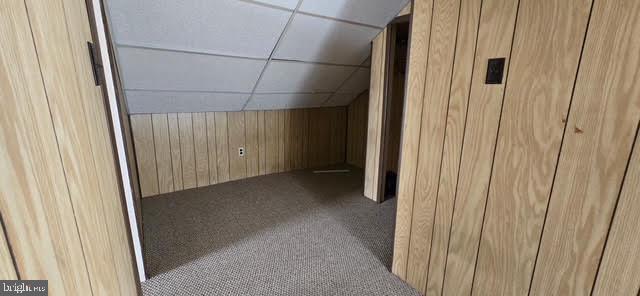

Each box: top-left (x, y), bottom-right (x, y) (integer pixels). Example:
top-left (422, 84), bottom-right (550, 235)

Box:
top-left (238, 147), bottom-right (245, 157)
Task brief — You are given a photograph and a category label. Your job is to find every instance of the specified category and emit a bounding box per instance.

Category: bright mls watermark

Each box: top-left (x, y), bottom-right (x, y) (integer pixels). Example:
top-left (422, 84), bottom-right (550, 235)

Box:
top-left (0, 281), bottom-right (47, 295)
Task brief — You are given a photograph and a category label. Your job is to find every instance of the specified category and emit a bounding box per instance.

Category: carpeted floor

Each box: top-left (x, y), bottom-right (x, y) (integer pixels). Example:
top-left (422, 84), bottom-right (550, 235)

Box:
top-left (141, 166), bottom-right (419, 296)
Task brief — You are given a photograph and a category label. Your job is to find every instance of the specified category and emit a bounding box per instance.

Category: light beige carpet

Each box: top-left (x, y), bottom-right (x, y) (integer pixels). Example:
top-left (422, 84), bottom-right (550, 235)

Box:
top-left (141, 166), bottom-right (418, 296)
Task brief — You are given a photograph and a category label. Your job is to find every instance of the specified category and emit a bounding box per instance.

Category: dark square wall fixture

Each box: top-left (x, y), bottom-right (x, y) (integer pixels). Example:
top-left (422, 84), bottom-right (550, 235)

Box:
top-left (485, 58), bottom-right (506, 84)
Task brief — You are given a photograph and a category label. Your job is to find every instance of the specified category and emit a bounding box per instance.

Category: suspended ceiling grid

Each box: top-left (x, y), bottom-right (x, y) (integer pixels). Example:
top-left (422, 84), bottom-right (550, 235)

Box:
top-left (105, 0), bottom-right (410, 113)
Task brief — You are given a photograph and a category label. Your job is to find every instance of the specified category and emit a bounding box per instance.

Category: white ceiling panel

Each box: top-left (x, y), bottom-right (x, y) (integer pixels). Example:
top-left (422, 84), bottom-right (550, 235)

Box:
top-left (245, 93), bottom-right (331, 110)
top-left (274, 14), bottom-right (379, 65)
top-left (323, 93), bottom-right (358, 106)
top-left (256, 61), bottom-right (357, 93)
top-left (251, 0), bottom-right (299, 10)
top-left (106, 0), bottom-right (291, 58)
top-left (127, 90), bottom-right (249, 113)
top-left (336, 68), bottom-right (370, 93)
top-left (118, 46), bottom-right (266, 92)
top-left (300, 0), bottom-right (410, 27)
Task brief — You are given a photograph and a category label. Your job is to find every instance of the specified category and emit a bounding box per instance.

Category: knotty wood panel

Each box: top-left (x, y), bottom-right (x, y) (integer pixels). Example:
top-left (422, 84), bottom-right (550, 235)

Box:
top-left (441, 0), bottom-right (518, 294)
top-left (347, 92), bottom-right (369, 169)
top-left (178, 113), bottom-right (197, 189)
top-left (153, 114), bottom-right (174, 194)
top-left (592, 129), bottom-right (640, 295)
top-left (257, 111), bottom-right (267, 175)
top-left (206, 112), bottom-right (219, 184)
top-left (131, 115), bottom-right (159, 196)
top-left (0, 2), bottom-right (92, 292)
top-left (168, 113), bottom-right (183, 190)
top-left (392, 0), bottom-right (435, 278)
top-left (425, 0), bottom-right (481, 293)
top-left (530, 0), bottom-right (640, 293)
top-left (364, 29), bottom-right (387, 202)
top-left (265, 110), bottom-right (279, 174)
top-left (193, 112), bottom-right (210, 187)
top-left (246, 111), bottom-right (259, 177)
top-left (405, 0), bottom-right (462, 291)
top-left (215, 112), bottom-right (231, 182)
top-left (228, 112), bottom-right (247, 180)
top-left (473, 0), bottom-right (592, 294)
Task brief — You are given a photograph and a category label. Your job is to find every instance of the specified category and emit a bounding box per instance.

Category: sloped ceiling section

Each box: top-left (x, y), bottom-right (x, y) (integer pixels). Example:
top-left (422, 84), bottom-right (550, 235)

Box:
top-left (106, 0), bottom-right (409, 113)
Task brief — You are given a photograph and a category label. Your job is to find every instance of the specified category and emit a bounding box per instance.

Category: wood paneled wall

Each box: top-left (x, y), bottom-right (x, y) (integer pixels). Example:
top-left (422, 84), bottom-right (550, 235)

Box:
top-left (131, 107), bottom-right (347, 197)
top-left (393, 0), bottom-right (640, 295)
top-left (346, 92), bottom-right (369, 168)
top-left (0, 1), bottom-right (137, 295)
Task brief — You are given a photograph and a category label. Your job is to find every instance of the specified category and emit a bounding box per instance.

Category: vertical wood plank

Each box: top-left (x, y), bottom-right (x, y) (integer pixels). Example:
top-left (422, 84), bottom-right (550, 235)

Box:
top-left (26, 0), bottom-right (122, 292)
top-left (393, 0), bottom-right (435, 277)
top-left (592, 129), bottom-right (640, 295)
top-left (364, 29), bottom-right (387, 202)
top-left (405, 0), bottom-right (462, 290)
top-left (206, 112), bottom-right (219, 184)
top-left (228, 112), bottom-right (247, 180)
top-left (0, 2), bottom-right (91, 292)
top-left (246, 111), bottom-right (259, 177)
top-left (442, 0), bottom-right (519, 293)
top-left (178, 113), bottom-right (196, 189)
top-left (530, 0), bottom-right (640, 293)
top-left (131, 115), bottom-right (159, 197)
top-left (290, 109), bottom-right (303, 170)
top-left (278, 110), bottom-right (286, 172)
top-left (193, 112), bottom-right (209, 187)
top-left (473, 0), bottom-right (592, 294)
top-left (283, 110), bottom-right (292, 171)
top-left (168, 113), bottom-right (183, 190)
top-left (215, 112), bottom-right (230, 182)
top-left (426, 0), bottom-right (481, 293)
top-left (302, 109), bottom-right (310, 168)
top-left (265, 110), bottom-right (279, 174)
top-left (257, 110), bottom-right (267, 175)
top-left (153, 114), bottom-right (174, 194)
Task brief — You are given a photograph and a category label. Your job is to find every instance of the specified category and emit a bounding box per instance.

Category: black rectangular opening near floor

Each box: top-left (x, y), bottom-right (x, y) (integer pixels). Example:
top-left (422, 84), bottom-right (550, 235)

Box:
top-left (140, 166), bottom-right (418, 295)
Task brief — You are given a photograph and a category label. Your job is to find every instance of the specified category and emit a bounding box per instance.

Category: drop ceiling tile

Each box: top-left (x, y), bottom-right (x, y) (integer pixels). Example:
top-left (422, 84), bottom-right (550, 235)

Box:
top-left (273, 14), bottom-right (379, 65)
top-left (256, 61), bottom-right (357, 93)
top-left (251, 0), bottom-right (298, 10)
top-left (126, 90), bottom-right (248, 113)
top-left (245, 93), bottom-right (331, 110)
top-left (299, 0), bottom-right (410, 27)
top-left (106, 0), bottom-right (291, 58)
top-left (336, 68), bottom-right (370, 93)
top-left (323, 93), bottom-right (358, 106)
top-left (117, 46), bottom-right (266, 92)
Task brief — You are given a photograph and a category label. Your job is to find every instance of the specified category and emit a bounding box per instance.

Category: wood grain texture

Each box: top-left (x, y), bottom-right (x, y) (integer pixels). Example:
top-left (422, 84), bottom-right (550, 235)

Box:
top-left (178, 113), bottom-right (197, 189)
top-left (193, 112), bottom-right (210, 187)
top-left (61, 0), bottom-right (138, 291)
top-left (425, 0), bottom-right (481, 294)
top-left (278, 110), bottom-right (286, 172)
top-left (131, 115), bottom-right (159, 197)
top-left (364, 29), bottom-right (387, 202)
top-left (257, 111), bottom-right (267, 175)
top-left (442, 0), bottom-right (519, 294)
top-left (302, 109), bottom-right (310, 168)
top-left (0, 2), bottom-right (91, 292)
top-left (0, 227), bottom-right (15, 280)
top-left (592, 129), bottom-right (640, 296)
top-left (283, 110), bottom-right (292, 171)
top-left (347, 92), bottom-right (369, 169)
top-left (228, 112), bottom-right (247, 180)
top-left (473, 0), bottom-right (592, 294)
top-left (153, 114), bottom-right (174, 194)
top-left (530, 0), bottom-right (640, 294)
top-left (392, 0), bottom-right (434, 278)
top-left (206, 112), bottom-right (218, 185)
top-left (215, 112), bottom-right (231, 182)
top-left (265, 110), bottom-right (279, 174)
top-left (168, 113), bottom-right (183, 190)
top-left (26, 0), bottom-right (126, 293)
top-left (245, 111), bottom-right (259, 177)
top-left (405, 0), bottom-right (461, 291)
